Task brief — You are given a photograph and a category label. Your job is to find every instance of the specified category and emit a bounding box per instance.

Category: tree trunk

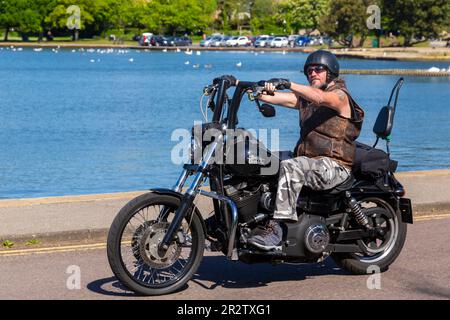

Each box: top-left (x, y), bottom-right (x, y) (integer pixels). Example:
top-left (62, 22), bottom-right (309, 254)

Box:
top-left (21, 33), bottom-right (29, 42)
top-left (4, 28), bottom-right (9, 41)
top-left (404, 35), bottom-right (411, 47)
top-left (345, 34), bottom-right (354, 48)
top-left (358, 33), bottom-right (367, 47)
top-left (348, 39), bottom-right (353, 48)
top-left (72, 29), bottom-right (79, 41)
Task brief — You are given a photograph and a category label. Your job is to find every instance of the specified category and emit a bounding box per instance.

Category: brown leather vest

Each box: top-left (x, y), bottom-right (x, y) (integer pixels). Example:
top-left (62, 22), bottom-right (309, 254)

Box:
top-left (295, 80), bottom-right (364, 169)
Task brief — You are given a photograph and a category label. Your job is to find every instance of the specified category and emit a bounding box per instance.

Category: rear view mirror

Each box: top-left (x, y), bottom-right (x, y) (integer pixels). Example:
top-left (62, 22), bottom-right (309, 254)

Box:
top-left (259, 104), bottom-right (276, 118)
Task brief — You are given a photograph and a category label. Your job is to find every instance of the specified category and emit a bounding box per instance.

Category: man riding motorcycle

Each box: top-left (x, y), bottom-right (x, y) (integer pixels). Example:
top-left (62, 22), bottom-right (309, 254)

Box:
top-left (244, 50), bottom-right (365, 250)
top-left (106, 51), bottom-right (410, 295)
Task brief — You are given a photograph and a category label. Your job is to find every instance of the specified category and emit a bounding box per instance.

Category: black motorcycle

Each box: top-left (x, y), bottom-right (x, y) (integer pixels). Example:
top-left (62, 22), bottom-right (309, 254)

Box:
top-left (107, 76), bottom-right (413, 296)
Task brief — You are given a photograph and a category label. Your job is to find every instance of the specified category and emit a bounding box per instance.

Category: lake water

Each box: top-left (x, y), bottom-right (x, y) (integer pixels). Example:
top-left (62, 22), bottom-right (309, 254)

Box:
top-left (0, 48), bottom-right (449, 199)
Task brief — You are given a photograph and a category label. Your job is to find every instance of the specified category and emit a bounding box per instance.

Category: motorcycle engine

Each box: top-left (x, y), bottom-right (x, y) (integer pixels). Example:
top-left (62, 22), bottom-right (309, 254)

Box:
top-left (304, 223), bottom-right (330, 255)
top-left (284, 215), bottom-right (330, 262)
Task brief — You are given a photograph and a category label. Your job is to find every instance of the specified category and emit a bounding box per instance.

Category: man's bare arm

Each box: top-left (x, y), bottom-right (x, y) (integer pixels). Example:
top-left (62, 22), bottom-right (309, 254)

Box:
top-left (289, 83), bottom-right (350, 117)
top-left (257, 91), bottom-right (299, 109)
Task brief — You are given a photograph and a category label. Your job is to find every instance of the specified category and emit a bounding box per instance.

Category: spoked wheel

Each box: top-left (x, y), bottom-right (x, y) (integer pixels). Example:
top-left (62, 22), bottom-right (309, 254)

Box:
top-left (332, 197), bottom-right (407, 274)
top-left (107, 193), bottom-right (205, 296)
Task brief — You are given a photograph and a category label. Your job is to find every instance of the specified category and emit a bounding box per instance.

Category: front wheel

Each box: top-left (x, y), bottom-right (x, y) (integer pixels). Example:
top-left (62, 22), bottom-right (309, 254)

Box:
top-left (107, 192), bottom-right (205, 295)
top-left (332, 198), bottom-right (407, 274)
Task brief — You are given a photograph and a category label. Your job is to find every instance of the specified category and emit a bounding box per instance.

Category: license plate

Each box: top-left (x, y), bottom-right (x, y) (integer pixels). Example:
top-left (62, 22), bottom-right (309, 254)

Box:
top-left (399, 198), bottom-right (413, 224)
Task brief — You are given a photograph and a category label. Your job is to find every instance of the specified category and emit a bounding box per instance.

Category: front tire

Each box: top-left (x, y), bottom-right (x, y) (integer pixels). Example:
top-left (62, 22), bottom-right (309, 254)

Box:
top-left (332, 198), bottom-right (407, 274)
top-left (107, 192), bottom-right (205, 295)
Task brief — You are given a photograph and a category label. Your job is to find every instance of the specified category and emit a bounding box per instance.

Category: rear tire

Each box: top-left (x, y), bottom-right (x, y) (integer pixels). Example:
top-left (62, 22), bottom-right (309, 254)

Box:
top-left (332, 198), bottom-right (407, 274)
top-left (107, 192), bottom-right (205, 295)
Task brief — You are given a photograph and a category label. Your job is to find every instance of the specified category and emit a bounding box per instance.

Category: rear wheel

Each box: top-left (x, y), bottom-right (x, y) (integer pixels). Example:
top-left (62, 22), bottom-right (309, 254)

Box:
top-left (332, 198), bottom-right (407, 274)
top-left (107, 193), bottom-right (205, 295)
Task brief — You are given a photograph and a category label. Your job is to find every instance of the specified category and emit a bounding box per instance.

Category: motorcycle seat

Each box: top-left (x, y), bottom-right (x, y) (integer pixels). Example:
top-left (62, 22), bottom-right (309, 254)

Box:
top-left (302, 173), bottom-right (356, 196)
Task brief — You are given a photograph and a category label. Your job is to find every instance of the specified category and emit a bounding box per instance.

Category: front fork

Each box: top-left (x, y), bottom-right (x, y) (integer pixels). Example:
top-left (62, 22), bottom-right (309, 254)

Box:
top-left (158, 139), bottom-right (239, 260)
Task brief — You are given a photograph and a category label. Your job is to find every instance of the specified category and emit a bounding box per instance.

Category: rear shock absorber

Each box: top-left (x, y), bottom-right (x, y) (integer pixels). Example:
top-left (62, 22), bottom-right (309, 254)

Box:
top-left (345, 192), bottom-right (371, 229)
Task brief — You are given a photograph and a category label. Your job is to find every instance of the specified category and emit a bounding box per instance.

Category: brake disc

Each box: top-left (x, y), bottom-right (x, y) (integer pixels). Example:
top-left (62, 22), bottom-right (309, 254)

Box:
top-left (131, 221), bottom-right (155, 260)
top-left (138, 222), bottom-right (182, 269)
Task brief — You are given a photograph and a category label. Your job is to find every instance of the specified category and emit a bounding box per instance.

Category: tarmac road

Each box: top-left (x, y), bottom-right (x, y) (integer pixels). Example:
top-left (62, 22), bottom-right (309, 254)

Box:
top-left (0, 215), bottom-right (449, 300)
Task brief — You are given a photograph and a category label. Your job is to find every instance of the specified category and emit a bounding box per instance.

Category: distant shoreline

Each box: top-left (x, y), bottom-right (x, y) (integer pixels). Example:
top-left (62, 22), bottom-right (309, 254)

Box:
top-left (1, 42), bottom-right (450, 61)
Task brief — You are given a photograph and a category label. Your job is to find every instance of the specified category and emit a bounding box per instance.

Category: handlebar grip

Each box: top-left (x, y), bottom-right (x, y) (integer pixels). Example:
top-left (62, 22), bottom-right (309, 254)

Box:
top-left (213, 75), bottom-right (238, 87)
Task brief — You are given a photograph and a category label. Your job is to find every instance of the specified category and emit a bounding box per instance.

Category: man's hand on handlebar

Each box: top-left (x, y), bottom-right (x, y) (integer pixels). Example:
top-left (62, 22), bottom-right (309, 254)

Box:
top-left (256, 78), bottom-right (292, 96)
top-left (268, 78), bottom-right (291, 90)
top-left (214, 75), bottom-right (239, 88)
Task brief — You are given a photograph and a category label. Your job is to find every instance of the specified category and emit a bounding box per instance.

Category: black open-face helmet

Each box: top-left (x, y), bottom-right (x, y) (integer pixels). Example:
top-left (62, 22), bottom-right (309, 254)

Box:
top-left (303, 50), bottom-right (340, 82)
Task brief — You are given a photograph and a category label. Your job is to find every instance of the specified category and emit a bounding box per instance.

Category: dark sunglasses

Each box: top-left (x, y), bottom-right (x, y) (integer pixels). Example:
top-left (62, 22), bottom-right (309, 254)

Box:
top-left (306, 65), bottom-right (327, 75)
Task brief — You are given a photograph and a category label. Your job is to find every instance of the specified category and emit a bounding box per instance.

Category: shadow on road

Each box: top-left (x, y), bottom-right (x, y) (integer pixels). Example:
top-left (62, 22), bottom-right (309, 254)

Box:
top-left (87, 255), bottom-right (349, 297)
top-left (87, 276), bottom-right (141, 297)
top-left (191, 255), bottom-right (349, 290)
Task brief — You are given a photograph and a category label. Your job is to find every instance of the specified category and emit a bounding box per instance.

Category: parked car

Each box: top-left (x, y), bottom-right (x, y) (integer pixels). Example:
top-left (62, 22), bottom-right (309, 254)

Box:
top-left (139, 32), bottom-right (153, 46)
top-left (265, 36), bottom-right (275, 47)
top-left (295, 36), bottom-right (311, 47)
top-left (226, 36), bottom-right (251, 47)
top-left (270, 36), bottom-right (289, 48)
top-left (209, 36), bottom-right (224, 47)
top-left (225, 36), bottom-right (239, 47)
top-left (150, 36), bottom-right (172, 46)
top-left (288, 35), bottom-right (300, 47)
top-left (200, 37), bottom-right (214, 47)
top-left (167, 36), bottom-right (179, 46)
top-left (173, 36), bottom-right (192, 46)
top-left (219, 36), bottom-right (231, 47)
top-left (309, 36), bottom-right (324, 46)
top-left (254, 35), bottom-right (270, 48)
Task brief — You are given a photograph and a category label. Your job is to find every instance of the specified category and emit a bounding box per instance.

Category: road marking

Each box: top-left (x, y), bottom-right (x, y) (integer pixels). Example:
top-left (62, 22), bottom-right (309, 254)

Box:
top-left (414, 213), bottom-right (450, 221)
top-left (0, 191), bottom-right (147, 208)
top-left (0, 243), bottom-right (106, 257)
top-left (1, 213), bottom-right (449, 257)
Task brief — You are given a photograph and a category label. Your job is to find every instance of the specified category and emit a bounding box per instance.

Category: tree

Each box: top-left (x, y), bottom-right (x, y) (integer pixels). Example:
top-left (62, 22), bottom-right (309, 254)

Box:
top-left (383, 0), bottom-right (450, 46)
top-left (32, 0), bottom-right (58, 41)
top-left (282, 0), bottom-right (329, 33)
top-left (0, 0), bottom-right (51, 41)
top-left (216, 0), bottom-right (239, 32)
top-left (46, 0), bottom-right (108, 40)
top-left (320, 0), bottom-right (368, 47)
top-left (143, 0), bottom-right (216, 35)
top-left (250, 0), bottom-right (283, 35)
top-left (96, 0), bottom-right (147, 34)
top-left (0, 0), bottom-right (37, 41)
top-left (0, 0), bottom-right (16, 40)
